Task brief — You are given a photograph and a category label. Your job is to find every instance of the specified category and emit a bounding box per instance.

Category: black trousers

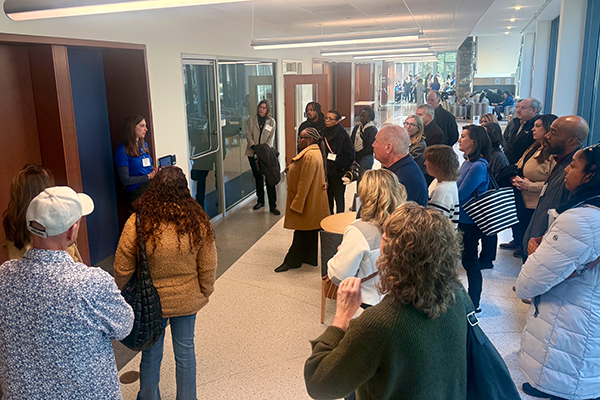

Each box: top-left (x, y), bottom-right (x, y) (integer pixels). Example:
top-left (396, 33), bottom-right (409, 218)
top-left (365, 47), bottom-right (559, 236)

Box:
top-left (127, 181), bottom-right (151, 213)
top-left (248, 156), bottom-right (277, 209)
top-left (459, 223), bottom-right (486, 309)
top-left (327, 175), bottom-right (346, 214)
top-left (480, 234), bottom-right (497, 263)
top-left (283, 229), bottom-right (319, 268)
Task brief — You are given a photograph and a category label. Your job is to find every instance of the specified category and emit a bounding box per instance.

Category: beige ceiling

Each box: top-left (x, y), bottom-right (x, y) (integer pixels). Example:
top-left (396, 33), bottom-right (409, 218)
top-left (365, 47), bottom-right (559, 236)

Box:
top-left (4, 0), bottom-right (563, 52)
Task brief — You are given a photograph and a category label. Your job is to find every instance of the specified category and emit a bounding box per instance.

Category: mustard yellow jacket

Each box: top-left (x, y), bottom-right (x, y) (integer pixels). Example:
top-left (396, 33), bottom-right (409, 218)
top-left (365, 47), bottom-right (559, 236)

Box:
top-left (113, 214), bottom-right (217, 318)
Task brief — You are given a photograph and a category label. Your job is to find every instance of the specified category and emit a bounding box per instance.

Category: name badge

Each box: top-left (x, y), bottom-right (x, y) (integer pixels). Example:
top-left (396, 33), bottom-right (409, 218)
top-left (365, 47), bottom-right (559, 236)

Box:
top-left (264, 125), bottom-right (272, 132)
top-left (540, 183), bottom-right (547, 197)
top-left (142, 158), bottom-right (151, 167)
top-left (327, 153), bottom-right (337, 161)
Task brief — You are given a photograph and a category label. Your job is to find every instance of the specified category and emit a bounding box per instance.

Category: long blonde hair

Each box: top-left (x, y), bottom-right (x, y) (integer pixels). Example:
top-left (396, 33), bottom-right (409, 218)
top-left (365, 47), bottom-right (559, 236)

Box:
top-left (358, 169), bottom-right (406, 229)
top-left (406, 115), bottom-right (425, 147)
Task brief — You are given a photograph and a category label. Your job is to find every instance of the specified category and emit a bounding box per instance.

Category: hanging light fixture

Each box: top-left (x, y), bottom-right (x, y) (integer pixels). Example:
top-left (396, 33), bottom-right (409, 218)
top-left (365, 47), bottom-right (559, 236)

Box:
top-left (251, 28), bottom-right (421, 50)
top-left (321, 46), bottom-right (430, 56)
top-left (354, 52), bottom-right (436, 60)
top-left (6, 0), bottom-right (251, 21)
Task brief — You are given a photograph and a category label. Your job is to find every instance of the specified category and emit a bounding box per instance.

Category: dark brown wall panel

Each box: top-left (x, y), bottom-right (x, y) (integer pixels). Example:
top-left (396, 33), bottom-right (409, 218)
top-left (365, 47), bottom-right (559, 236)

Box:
top-left (355, 64), bottom-right (373, 102)
top-left (335, 63), bottom-right (352, 129)
top-left (28, 44), bottom-right (90, 264)
top-left (0, 44), bottom-right (42, 264)
top-left (103, 48), bottom-right (154, 157)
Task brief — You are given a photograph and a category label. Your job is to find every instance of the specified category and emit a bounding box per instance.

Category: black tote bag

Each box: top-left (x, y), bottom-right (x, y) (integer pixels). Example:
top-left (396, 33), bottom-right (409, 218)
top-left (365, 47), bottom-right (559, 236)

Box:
top-left (120, 215), bottom-right (165, 352)
top-left (459, 289), bottom-right (521, 400)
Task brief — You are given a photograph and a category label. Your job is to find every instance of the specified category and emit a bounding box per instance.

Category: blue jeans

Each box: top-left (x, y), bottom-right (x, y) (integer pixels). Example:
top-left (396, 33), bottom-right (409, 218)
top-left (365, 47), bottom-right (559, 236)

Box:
top-left (137, 314), bottom-right (197, 400)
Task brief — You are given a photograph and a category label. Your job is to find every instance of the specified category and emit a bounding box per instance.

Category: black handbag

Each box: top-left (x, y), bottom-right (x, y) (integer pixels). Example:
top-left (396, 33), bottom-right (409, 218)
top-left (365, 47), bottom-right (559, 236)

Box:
top-left (459, 289), bottom-right (520, 400)
top-left (120, 215), bottom-right (165, 351)
top-left (463, 165), bottom-right (519, 236)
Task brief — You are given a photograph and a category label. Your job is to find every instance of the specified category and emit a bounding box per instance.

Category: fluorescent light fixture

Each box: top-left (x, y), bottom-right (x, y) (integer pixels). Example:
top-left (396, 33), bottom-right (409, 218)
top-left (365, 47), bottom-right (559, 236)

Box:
top-left (515, 5), bottom-right (522, 10)
top-left (354, 52), bottom-right (435, 60)
top-left (6, 0), bottom-right (251, 21)
top-left (507, 26), bottom-right (512, 29)
top-left (322, 47), bottom-right (430, 56)
top-left (510, 18), bottom-right (516, 22)
top-left (504, 31), bottom-right (510, 35)
top-left (251, 28), bottom-right (421, 50)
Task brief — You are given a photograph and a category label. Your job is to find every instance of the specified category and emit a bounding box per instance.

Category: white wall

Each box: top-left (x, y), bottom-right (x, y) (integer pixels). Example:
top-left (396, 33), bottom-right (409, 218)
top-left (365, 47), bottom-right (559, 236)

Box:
top-left (0, 6), bottom-right (321, 180)
top-left (475, 35), bottom-right (522, 77)
top-left (552, 0), bottom-right (587, 116)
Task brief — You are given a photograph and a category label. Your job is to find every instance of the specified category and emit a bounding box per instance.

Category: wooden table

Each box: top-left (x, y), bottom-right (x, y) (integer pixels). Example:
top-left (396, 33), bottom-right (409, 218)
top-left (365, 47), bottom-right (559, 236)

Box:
top-left (320, 212), bottom-right (356, 234)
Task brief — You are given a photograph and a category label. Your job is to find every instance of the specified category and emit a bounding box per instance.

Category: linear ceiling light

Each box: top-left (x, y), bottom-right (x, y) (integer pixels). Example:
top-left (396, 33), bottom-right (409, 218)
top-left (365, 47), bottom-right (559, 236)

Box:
top-left (354, 52), bottom-right (435, 60)
top-left (6, 0), bottom-right (251, 21)
top-left (251, 28), bottom-right (421, 50)
top-left (322, 47), bottom-right (430, 56)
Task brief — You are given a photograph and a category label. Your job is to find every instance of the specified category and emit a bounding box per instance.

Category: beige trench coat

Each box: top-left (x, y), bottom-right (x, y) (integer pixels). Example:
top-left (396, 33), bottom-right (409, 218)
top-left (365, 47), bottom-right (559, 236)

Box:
top-left (284, 144), bottom-right (330, 231)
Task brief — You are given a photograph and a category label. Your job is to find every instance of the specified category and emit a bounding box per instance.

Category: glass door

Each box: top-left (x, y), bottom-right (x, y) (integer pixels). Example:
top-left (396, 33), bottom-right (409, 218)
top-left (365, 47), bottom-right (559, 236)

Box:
top-left (218, 61), bottom-right (276, 210)
top-left (283, 74), bottom-right (330, 165)
top-left (183, 60), bottom-right (222, 219)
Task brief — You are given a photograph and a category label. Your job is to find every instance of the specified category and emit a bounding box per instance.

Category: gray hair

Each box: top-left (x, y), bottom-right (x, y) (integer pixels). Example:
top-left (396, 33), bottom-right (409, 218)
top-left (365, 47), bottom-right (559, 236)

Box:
top-left (528, 98), bottom-right (542, 115)
top-left (379, 125), bottom-right (410, 155)
top-left (417, 103), bottom-right (435, 119)
top-left (303, 127), bottom-right (321, 142)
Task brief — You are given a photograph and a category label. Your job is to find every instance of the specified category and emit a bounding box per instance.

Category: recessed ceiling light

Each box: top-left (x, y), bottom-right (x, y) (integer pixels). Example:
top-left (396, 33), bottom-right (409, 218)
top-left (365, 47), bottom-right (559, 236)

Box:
top-left (507, 26), bottom-right (512, 29)
top-left (515, 6), bottom-right (522, 10)
top-left (510, 18), bottom-right (516, 22)
top-left (504, 31), bottom-right (510, 35)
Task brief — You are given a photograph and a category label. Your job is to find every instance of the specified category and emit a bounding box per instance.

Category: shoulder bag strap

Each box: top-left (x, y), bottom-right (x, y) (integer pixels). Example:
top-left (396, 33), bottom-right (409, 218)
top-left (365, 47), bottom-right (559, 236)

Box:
top-left (361, 271), bottom-right (378, 282)
top-left (485, 164), bottom-right (500, 190)
top-left (135, 214), bottom-right (149, 277)
top-left (324, 136), bottom-right (334, 154)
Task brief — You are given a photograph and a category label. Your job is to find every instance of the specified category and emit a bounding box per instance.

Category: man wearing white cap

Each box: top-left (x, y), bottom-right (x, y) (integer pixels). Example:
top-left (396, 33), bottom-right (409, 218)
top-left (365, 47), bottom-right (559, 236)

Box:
top-left (0, 187), bottom-right (134, 400)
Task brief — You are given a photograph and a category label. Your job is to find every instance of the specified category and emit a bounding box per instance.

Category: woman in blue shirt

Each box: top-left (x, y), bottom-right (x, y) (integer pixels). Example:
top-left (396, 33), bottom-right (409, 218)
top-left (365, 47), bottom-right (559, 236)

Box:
top-left (457, 125), bottom-right (491, 312)
top-left (115, 115), bottom-right (157, 209)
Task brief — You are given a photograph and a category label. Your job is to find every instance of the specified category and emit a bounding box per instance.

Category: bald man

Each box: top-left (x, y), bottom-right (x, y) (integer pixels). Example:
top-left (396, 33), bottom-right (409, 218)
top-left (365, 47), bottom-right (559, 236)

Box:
top-left (522, 116), bottom-right (590, 261)
top-left (372, 125), bottom-right (428, 206)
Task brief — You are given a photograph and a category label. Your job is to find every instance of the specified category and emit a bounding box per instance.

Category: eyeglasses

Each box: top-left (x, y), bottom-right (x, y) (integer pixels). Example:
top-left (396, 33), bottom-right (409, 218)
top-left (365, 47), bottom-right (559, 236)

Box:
top-left (403, 121), bottom-right (417, 128)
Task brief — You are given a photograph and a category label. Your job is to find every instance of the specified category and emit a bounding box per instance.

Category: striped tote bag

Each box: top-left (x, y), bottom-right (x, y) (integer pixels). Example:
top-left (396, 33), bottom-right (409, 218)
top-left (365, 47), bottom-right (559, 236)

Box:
top-left (463, 169), bottom-right (518, 236)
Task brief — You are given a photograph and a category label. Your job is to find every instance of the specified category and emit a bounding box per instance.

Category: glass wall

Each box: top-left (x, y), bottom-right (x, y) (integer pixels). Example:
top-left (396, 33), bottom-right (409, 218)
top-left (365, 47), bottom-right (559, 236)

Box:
top-left (183, 58), bottom-right (277, 219)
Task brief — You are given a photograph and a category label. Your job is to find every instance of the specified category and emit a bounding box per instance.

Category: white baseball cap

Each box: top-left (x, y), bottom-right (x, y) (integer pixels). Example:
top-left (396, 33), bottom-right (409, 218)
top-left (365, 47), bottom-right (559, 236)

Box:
top-left (26, 186), bottom-right (94, 238)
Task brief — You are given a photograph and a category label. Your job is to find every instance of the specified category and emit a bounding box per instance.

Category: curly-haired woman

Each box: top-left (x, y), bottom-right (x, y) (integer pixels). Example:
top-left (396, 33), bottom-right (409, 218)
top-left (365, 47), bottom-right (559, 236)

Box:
top-left (305, 203), bottom-right (467, 400)
top-left (327, 169), bottom-right (406, 308)
top-left (114, 167), bottom-right (217, 400)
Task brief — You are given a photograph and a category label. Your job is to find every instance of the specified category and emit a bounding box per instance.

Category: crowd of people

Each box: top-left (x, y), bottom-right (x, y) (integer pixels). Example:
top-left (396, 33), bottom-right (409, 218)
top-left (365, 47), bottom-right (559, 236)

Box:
top-left (0, 94), bottom-right (599, 400)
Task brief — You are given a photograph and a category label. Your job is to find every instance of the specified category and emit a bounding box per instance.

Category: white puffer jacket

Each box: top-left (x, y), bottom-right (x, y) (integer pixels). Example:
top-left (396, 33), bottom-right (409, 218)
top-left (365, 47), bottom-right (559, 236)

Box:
top-left (516, 204), bottom-right (600, 400)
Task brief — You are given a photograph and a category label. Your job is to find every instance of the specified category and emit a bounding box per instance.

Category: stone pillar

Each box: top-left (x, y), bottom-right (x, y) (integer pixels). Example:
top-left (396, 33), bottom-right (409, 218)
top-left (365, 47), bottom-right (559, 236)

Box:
top-left (531, 20), bottom-right (551, 102)
top-left (456, 37), bottom-right (476, 99)
top-left (552, 0), bottom-right (587, 115)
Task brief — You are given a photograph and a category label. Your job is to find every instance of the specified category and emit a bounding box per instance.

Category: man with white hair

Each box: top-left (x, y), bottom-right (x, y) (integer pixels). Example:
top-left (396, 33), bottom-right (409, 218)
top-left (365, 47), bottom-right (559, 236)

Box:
top-left (372, 125), bottom-right (428, 206)
top-left (416, 103), bottom-right (446, 146)
top-left (0, 187), bottom-right (134, 399)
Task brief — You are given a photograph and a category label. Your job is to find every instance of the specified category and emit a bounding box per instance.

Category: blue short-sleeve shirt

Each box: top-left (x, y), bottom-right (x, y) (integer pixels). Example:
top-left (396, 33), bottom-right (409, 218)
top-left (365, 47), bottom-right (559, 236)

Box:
top-left (115, 143), bottom-right (153, 191)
